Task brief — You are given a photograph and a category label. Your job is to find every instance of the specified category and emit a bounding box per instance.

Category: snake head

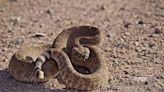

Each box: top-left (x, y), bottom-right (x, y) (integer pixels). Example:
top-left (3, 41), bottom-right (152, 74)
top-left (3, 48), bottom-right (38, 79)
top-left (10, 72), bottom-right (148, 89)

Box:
top-left (72, 47), bottom-right (90, 62)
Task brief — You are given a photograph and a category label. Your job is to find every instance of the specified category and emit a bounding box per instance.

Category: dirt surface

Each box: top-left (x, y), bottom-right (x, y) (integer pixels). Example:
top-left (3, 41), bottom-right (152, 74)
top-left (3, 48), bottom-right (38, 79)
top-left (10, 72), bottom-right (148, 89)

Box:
top-left (0, 0), bottom-right (163, 92)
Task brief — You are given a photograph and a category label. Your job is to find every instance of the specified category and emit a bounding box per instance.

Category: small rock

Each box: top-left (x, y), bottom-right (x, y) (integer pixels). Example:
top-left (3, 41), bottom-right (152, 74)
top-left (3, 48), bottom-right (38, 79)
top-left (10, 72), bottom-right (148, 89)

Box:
top-left (124, 22), bottom-right (131, 28)
top-left (123, 70), bottom-right (129, 75)
top-left (154, 28), bottom-right (161, 34)
top-left (2, 59), bottom-right (7, 62)
top-left (125, 32), bottom-right (131, 36)
top-left (1, 48), bottom-right (6, 52)
top-left (120, 7), bottom-right (125, 11)
top-left (45, 9), bottom-right (52, 15)
top-left (16, 37), bottom-right (24, 44)
top-left (7, 26), bottom-right (12, 32)
top-left (104, 49), bottom-right (108, 52)
top-left (133, 77), bottom-right (148, 83)
top-left (10, 16), bottom-right (21, 25)
top-left (14, 36), bottom-right (25, 45)
top-left (134, 42), bottom-right (139, 46)
top-left (10, 16), bottom-right (21, 22)
top-left (39, 24), bottom-right (44, 28)
top-left (148, 43), bottom-right (155, 48)
top-left (106, 34), bottom-right (110, 37)
top-left (144, 81), bottom-right (148, 85)
top-left (33, 33), bottom-right (46, 38)
top-left (148, 34), bottom-right (154, 38)
top-left (116, 43), bottom-right (125, 48)
top-left (108, 32), bottom-right (115, 38)
top-left (138, 20), bottom-right (144, 25)
top-left (99, 4), bottom-right (106, 11)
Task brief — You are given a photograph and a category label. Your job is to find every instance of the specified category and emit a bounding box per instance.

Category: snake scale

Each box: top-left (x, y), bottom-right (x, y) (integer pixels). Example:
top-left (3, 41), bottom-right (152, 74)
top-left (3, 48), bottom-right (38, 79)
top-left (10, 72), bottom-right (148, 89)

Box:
top-left (9, 26), bottom-right (109, 90)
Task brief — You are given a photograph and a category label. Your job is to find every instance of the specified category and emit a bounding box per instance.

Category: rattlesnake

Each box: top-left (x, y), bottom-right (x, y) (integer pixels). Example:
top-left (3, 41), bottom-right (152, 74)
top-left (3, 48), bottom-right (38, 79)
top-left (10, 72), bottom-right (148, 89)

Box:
top-left (9, 26), bottom-right (109, 90)
top-left (9, 44), bottom-right (59, 82)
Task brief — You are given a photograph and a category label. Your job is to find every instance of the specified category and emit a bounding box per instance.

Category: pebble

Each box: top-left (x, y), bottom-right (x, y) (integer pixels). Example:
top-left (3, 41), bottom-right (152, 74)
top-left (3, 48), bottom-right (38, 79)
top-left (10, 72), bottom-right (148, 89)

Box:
top-left (45, 9), bottom-right (52, 15)
top-left (14, 36), bottom-right (25, 45)
top-left (16, 37), bottom-right (24, 44)
top-left (106, 34), bottom-right (110, 37)
top-left (10, 16), bottom-right (21, 24)
top-left (125, 32), bottom-right (131, 36)
top-left (138, 20), bottom-right (144, 25)
top-left (123, 70), bottom-right (129, 75)
top-left (133, 77), bottom-right (148, 83)
top-left (11, 16), bottom-right (21, 21)
top-left (39, 24), bottom-right (44, 28)
top-left (33, 33), bottom-right (46, 38)
top-left (154, 28), bottom-right (161, 34)
top-left (134, 42), bottom-right (139, 46)
top-left (2, 59), bottom-right (7, 62)
top-left (124, 22), bottom-right (131, 28)
top-left (1, 48), bottom-right (6, 52)
top-left (148, 43), bottom-right (155, 48)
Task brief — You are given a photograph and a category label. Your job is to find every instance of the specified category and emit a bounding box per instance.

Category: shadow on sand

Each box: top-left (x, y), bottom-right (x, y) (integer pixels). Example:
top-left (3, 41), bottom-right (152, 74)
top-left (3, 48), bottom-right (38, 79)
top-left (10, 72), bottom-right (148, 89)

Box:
top-left (0, 69), bottom-right (79, 92)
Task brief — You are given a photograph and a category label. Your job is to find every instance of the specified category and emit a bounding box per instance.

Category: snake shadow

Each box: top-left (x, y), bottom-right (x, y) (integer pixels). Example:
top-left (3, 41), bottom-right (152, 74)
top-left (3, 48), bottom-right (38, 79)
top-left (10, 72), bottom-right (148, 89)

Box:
top-left (0, 68), bottom-right (82, 92)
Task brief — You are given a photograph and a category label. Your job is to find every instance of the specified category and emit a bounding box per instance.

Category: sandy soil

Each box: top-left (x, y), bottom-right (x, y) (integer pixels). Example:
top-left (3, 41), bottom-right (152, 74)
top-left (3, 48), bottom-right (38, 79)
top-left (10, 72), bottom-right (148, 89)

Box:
top-left (0, 0), bottom-right (163, 92)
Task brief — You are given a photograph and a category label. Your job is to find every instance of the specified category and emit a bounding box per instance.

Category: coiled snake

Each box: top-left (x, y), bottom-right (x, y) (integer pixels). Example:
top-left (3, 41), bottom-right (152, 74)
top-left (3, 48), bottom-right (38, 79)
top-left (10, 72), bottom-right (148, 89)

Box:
top-left (9, 26), bottom-right (109, 90)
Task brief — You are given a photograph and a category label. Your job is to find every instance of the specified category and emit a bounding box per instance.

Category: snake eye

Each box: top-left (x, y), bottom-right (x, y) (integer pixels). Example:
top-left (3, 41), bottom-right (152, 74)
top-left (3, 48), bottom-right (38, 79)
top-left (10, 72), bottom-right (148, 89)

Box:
top-left (77, 54), bottom-right (83, 59)
top-left (74, 53), bottom-right (83, 60)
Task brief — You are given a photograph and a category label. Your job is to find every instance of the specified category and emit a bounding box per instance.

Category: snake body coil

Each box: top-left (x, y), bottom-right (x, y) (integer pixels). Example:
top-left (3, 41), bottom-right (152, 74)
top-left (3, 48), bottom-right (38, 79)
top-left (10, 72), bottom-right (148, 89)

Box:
top-left (9, 26), bottom-right (109, 90)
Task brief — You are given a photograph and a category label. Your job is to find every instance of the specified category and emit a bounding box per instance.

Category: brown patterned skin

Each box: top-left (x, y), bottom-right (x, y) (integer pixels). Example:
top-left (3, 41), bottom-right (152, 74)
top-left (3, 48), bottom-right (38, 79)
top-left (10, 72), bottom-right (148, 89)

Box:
top-left (51, 26), bottom-right (109, 90)
top-left (49, 46), bottom-right (109, 90)
top-left (9, 44), bottom-right (59, 82)
top-left (52, 26), bottom-right (103, 70)
top-left (9, 26), bottom-right (109, 90)
top-left (35, 26), bottom-right (103, 79)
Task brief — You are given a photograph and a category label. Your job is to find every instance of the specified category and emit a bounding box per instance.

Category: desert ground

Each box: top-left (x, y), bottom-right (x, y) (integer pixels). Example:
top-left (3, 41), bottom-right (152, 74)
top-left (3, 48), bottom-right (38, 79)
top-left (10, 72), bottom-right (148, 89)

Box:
top-left (0, 0), bottom-right (163, 92)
